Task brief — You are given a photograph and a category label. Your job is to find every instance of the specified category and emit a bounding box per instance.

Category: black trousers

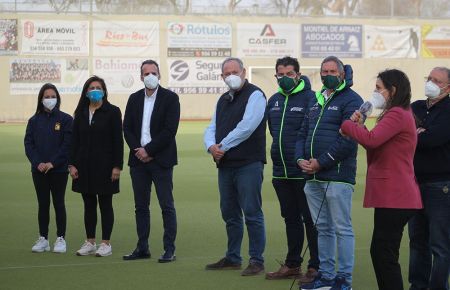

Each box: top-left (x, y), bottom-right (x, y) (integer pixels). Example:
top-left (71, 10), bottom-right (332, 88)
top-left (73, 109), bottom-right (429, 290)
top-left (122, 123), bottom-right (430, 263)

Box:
top-left (32, 172), bottom-right (68, 239)
top-left (81, 194), bottom-right (114, 240)
top-left (371, 208), bottom-right (418, 290)
top-left (130, 162), bottom-right (177, 254)
top-left (272, 178), bottom-right (319, 269)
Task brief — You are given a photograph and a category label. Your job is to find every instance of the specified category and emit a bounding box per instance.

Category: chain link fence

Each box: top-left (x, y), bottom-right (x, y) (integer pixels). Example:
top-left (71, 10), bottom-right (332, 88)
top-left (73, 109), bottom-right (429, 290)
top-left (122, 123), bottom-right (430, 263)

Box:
top-left (1, 0), bottom-right (449, 18)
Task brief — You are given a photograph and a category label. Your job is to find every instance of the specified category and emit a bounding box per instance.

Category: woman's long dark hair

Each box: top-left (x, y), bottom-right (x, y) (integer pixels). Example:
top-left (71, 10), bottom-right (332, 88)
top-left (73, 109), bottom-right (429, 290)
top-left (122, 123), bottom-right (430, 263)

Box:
top-left (377, 69), bottom-right (411, 121)
top-left (35, 83), bottom-right (61, 115)
top-left (74, 75), bottom-right (108, 117)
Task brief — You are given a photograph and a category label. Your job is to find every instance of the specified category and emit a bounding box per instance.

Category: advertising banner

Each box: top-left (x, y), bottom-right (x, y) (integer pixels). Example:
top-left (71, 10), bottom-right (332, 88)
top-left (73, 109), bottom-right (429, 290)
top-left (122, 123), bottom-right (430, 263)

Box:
top-left (365, 25), bottom-right (420, 58)
top-left (9, 58), bottom-right (88, 95)
top-left (0, 19), bottom-right (18, 55)
top-left (93, 58), bottom-right (146, 94)
top-left (167, 22), bottom-right (232, 57)
top-left (421, 25), bottom-right (450, 58)
top-left (20, 19), bottom-right (89, 55)
top-left (237, 23), bottom-right (299, 57)
top-left (167, 58), bottom-right (227, 94)
top-left (301, 24), bottom-right (362, 58)
top-left (93, 21), bottom-right (159, 57)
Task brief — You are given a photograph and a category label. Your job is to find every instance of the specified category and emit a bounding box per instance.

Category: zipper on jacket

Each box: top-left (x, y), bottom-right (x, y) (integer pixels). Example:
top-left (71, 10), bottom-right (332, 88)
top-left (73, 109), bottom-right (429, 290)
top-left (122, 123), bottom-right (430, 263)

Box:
top-left (44, 113), bottom-right (51, 154)
top-left (279, 96), bottom-right (289, 178)
top-left (277, 80), bottom-right (306, 179)
top-left (310, 91), bottom-right (337, 179)
top-left (309, 81), bottom-right (346, 180)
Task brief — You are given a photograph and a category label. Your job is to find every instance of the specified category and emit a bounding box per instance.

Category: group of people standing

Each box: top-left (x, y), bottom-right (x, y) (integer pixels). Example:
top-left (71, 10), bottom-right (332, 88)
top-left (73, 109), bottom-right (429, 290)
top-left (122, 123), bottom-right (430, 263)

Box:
top-left (23, 55), bottom-right (449, 290)
top-left (203, 56), bottom-right (449, 290)
top-left (25, 60), bottom-right (179, 263)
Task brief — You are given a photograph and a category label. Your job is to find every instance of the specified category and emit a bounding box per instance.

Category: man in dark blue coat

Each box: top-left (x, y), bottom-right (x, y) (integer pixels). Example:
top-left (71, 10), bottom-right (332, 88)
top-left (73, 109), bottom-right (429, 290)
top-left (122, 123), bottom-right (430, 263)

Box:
top-left (296, 56), bottom-right (363, 290)
top-left (265, 57), bottom-right (319, 282)
top-left (123, 59), bottom-right (180, 263)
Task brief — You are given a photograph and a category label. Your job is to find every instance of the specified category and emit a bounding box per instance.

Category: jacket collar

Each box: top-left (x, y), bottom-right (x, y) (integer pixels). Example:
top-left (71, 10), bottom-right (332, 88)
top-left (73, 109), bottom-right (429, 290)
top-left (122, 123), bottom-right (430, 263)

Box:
top-left (426, 95), bottom-right (450, 109)
top-left (316, 80), bottom-right (347, 106)
top-left (278, 78), bottom-right (306, 97)
top-left (95, 100), bottom-right (112, 112)
top-left (40, 107), bottom-right (60, 116)
top-left (83, 101), bottom-right (111, 116)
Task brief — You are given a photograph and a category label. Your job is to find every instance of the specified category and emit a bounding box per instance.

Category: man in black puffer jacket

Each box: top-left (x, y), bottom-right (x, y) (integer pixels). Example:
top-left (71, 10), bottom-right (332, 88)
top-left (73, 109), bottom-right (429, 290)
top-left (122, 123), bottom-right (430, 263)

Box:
top-left (265, 57), bottom-right (319, 282)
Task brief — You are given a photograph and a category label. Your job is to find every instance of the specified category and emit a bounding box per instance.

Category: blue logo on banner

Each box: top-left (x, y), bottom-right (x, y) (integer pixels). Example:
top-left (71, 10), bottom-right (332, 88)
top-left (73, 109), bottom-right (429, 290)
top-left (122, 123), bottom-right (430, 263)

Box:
top-left (301, 24), bottom-right (362, 58)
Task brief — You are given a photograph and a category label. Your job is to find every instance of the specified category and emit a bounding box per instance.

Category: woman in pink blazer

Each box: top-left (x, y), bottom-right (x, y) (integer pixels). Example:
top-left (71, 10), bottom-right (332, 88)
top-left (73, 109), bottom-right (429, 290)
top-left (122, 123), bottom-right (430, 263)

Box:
top-left (340, 69), bottom-right (423, 290)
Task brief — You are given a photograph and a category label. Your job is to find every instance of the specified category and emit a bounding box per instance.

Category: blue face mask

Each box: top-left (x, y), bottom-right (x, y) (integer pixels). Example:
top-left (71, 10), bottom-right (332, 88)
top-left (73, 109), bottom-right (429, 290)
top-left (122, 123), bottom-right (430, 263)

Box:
top-left (86, 89), bottom-right (104, 103)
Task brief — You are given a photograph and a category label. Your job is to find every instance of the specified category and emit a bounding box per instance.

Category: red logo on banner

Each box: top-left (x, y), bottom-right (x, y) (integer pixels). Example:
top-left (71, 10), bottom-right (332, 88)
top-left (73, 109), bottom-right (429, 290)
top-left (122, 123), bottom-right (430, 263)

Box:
top-left (169, 23), bottom-right (184, 35)
top-left (23, 21), bottom-right (34, 38)
top-left (260, 24), bottom-right (275, 37)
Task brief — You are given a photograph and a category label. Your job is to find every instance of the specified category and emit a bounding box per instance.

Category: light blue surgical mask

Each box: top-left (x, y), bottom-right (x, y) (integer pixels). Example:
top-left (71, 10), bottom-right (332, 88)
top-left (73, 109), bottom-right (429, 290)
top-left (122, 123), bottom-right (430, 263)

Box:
top-left (86, 89), bottom-right (104, 103)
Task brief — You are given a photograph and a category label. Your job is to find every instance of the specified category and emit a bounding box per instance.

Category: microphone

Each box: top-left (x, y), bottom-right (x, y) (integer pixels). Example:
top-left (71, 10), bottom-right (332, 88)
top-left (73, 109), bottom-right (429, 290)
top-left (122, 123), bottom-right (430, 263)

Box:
top-left (358, 101), bottom-right (373, 123)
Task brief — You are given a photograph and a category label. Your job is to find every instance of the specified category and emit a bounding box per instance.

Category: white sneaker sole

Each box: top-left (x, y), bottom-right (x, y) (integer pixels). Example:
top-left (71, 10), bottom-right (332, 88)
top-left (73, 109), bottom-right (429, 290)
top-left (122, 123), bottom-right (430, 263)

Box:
top-left (53, 248), bottom-right (66, 253)
top-left (95, 251), bottom-right (112, 257)
top-left (76, 250), bottom-right (96, 256)
top-left (32, 246), bottom-right (50, 253)
top-left (301, 287), bottom-right (332, 290)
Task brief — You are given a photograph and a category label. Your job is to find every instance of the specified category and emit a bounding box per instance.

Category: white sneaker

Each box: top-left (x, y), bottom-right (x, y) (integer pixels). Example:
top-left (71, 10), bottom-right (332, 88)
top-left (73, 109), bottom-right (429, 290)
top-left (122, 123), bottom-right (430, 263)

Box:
top-left (32, 236), bottom-right (50, 253)
top-left (95, 243), bottom-right (112, 257)
top-left (53, 237), bottom-right (66, 253)
top-left (76, 241), bottom-right (96, 256)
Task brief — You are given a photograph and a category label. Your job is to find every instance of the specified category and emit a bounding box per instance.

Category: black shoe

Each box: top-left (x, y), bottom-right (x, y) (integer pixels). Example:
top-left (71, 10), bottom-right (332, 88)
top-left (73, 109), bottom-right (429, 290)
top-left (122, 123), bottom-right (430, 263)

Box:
top-left (123, 249), bottom-right (151, 261)
top-left (158, 252), bottom-right (176, 263)
top-left (205, 257), bottom-right (242, 270)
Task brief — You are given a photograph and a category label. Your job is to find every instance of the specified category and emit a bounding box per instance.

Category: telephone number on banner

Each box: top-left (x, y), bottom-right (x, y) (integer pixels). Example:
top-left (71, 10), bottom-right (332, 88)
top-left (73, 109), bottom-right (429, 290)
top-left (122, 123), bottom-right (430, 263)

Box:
top-left (29, 46), bottom-right (81, 52)
top-left (168, 87), bottom-right (227, 94)
top-left (168, 48), bottom-right (231, 57)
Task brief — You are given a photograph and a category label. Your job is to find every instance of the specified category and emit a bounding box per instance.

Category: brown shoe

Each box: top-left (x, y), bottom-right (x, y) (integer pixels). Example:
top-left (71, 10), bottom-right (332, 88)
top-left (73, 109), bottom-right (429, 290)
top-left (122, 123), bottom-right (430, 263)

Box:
top-left (265, 264), bottom-right (300, 280)
top-left (298, 267), bottom-right (319, 284)
top-left (241, 262), bottom-right (265, 276)
top-left (205, 257), bottom-right (242, 270)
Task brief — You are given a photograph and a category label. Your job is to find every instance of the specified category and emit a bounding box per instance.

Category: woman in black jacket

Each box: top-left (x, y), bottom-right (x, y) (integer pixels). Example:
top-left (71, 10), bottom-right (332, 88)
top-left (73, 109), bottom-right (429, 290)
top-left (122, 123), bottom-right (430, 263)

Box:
top-left (69, 75), bottom-right (123, 257)
top-left (25, 83), bottom-right (73, 253)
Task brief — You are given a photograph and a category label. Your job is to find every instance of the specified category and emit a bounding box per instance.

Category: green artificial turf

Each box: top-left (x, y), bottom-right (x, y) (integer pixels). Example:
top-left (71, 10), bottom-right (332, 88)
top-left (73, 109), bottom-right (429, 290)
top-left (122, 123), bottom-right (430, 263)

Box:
top-left (0, 121), bottom-right (412, 290)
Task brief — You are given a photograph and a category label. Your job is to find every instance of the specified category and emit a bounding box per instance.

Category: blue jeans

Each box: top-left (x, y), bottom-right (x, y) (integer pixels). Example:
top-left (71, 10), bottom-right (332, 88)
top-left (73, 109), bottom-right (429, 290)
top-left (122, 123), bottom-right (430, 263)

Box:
top-left (218, 161), bottom-right (266, 265)
top-left (409, 181), bottom-right (450, 290)
top-left (304, 181), bottom-right (355, 284)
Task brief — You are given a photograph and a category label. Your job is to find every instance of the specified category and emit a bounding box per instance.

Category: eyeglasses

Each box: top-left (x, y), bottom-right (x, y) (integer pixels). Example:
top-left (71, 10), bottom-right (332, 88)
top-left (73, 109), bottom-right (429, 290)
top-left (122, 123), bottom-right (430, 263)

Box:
top-left (275, 71), bottom-right (297, 78)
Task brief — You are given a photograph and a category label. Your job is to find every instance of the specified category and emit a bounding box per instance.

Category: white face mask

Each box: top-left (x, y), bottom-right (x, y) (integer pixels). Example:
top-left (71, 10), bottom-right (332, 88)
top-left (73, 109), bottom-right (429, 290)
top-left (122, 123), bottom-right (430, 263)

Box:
top-left (42, 98), bottom-right (57, 111)
top-left (224, 74), bottom-right (243, 91)
top-left (370, 91), bottom-right (386, 109)
top-left (144, 74), bottom-right (159, 90)
top-left (425, 81), bottom-right (443, 99)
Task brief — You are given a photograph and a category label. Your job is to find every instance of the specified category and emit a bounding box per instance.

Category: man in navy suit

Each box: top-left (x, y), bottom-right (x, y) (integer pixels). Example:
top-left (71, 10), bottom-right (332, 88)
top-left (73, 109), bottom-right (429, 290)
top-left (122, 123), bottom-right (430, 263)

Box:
top-left (123, 59), bottom-right (180, 263)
